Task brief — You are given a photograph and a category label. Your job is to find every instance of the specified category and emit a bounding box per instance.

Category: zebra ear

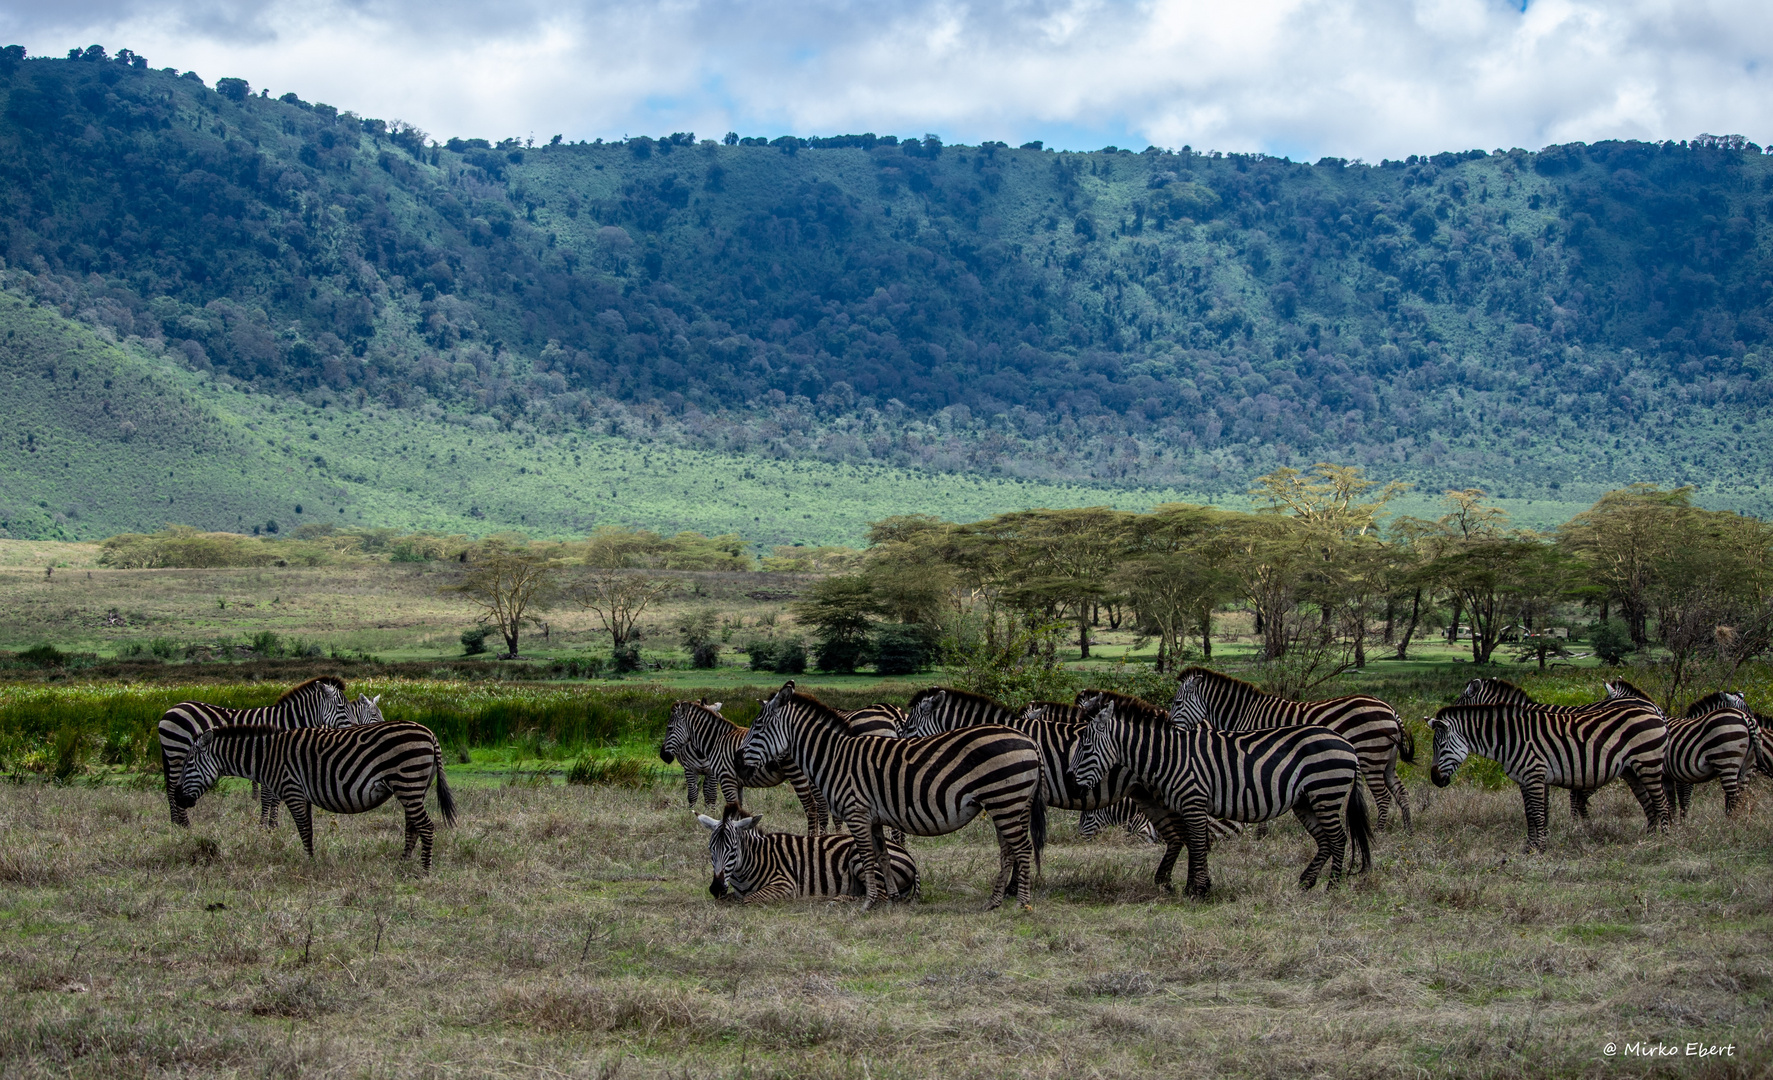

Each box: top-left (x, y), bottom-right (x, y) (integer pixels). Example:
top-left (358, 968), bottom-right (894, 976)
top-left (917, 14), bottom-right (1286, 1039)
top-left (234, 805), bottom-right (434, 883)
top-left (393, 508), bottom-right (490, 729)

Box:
top-left (734, 815), bottom-right (760, 831)
top-left (697, 814), bottom-right (721, 831)
top-left (709, 702), bottom-right (722, 713)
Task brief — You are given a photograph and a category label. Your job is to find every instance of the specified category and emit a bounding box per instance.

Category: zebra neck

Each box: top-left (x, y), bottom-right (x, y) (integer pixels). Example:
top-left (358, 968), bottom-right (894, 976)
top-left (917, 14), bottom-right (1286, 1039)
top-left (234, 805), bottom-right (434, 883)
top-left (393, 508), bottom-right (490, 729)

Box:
top-left (213, 736), bottom-right (273, 781)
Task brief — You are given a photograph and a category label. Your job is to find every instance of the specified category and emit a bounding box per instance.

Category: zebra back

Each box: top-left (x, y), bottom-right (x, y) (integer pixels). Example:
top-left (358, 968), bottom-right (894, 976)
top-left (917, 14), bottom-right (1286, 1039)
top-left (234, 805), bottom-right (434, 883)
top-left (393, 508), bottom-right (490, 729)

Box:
top-left (840, 704), bottom-right (906, 739)
top-left (1663, 707), bottom-right (1755, 787)
top-left (1022, 701), bottom-right (1084, 724)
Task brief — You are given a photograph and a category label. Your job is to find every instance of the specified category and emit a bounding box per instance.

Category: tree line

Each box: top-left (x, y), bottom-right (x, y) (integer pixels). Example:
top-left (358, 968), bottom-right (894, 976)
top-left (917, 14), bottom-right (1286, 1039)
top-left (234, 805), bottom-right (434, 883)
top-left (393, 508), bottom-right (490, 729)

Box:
top-left (437, 468), bottom-right (1773, 707)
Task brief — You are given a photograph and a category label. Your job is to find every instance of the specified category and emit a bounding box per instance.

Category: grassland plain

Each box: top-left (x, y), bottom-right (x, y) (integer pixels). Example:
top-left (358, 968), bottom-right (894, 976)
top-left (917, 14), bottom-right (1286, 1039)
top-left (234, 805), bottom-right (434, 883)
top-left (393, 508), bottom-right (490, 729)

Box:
top-left (0, 748), bottom-right (1768, 1078)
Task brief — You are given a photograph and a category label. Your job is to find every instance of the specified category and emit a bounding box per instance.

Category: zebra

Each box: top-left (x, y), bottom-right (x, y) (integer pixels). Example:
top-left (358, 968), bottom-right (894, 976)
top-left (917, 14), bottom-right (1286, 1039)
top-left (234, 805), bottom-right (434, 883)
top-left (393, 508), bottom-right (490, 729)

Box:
top-left (1072, 699), bottom-right (1372, 897)
top-left (1427, 699), bottom-right (1669, 851)
top-left (175, 721), bottom-right (457, 872)
top-left (1169, 668), bottom-right (1414, 828)
top-left (1659, 696), bottom-right (1756, 821)
top-left (698, 804), bottom-right (919, 903)
top-left (660, 699), bottom-right (830, 833)
top-left (839, 703), bottom-right (906, 738)
top-left (156, 676), bottom-right (358, 827)
top-left (741, 681), bottom-right (1046, 911)
top-left (910, 686), bottom-right (1190, 855)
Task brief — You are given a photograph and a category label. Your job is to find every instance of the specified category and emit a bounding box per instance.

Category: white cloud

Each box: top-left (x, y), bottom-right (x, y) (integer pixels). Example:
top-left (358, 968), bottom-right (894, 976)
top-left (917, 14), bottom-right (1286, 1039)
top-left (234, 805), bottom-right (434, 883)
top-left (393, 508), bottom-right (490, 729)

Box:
top-left (6, 0), bottom-right (1773, 157)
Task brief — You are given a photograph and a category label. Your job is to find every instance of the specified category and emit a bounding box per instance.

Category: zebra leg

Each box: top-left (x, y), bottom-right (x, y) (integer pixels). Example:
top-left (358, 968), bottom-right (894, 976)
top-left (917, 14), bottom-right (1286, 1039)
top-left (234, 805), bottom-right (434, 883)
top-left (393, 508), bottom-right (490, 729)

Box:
top-left (1366, 765), bottom-right (1394, 831)
top-left (847, 811), bottom-right (888, 910)
top-left (399, 794), bottom-right (436, 873)
top-left (1253, 822), bottom-right (1271, 840)
top-left (718, 774), bottom-right (743, 812)
top-left (1518, 778), bottom-right (1550, 853)
top-left (703, 773), bottom-right (720, 809)
top-left (1678, 781), bottom-right (1696, 821)
top-left (1181, 808), bottom-right (1214, 898)
top-left (259, 784), bottom-right (281, 830)
top-left (685, 770), bottom-right (699, 809)
top-left (1291, 796), bottom-right (1343, 891)
top-left (287, 796), bottom-right (317, 861)
top-left (1619, 766), bottom-right (1668, 833)
top-left (1144, 803), bottom-right (1188, 893)
top-left (787, 767), bottom-right (828, 836)
top-left (1569, 788), bottom-right (1591, 820)
top-left (984, 800), bottom-right (1036, 912)
top-left (163, 754), bottom-right (190, 827)
top-left (1385, 756), bottom-right (1412, 830)
top-left (1720, 774), bottom-right (1742, 818)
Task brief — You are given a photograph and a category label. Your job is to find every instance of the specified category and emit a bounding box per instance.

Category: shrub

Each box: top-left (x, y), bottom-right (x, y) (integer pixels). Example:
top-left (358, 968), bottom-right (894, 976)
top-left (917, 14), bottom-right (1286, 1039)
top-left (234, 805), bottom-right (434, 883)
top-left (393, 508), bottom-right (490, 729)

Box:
top-left (814, 637), bottom-right (867, 673)
top-left (611, 643), bottom-right (643, 673)
top-left (250, 630), bottom-right (283, 657)
top-left (690, 642), bottom-right (721, 669)
top-left (1586, 620), bottom-right (1634, 666)
top-left (148, 638), bottom-right (177, 660)
top-left (461, 625), bottom-right (490, 656)
top-left (773, 638), bottom-right (807, 675)
top-left (746, 640), bottom-right (778, 672)
top-left (871, 623), bottom-right (936, 676)
top-left (17, 644), bottom-right (66, 668)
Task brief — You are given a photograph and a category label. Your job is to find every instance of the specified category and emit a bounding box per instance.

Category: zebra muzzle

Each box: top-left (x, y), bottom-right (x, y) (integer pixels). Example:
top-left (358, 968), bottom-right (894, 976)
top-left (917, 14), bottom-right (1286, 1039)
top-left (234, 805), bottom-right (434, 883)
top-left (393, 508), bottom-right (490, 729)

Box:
top-left (708, 874), bottom-right (726, 899)
top-left (659, 745), bottom-right (675, 764)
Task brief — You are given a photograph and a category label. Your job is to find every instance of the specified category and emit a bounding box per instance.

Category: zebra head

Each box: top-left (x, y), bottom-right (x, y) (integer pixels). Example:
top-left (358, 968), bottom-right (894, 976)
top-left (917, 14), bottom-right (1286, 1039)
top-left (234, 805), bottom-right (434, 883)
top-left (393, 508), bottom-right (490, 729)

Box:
top-left (906, 691), bottom-right (946, 738)
top-left (175, 730), bottom-right (225, 809)
top-left (1075, 690), bottom-right (1108, 718)
top-left (1603, 679), bottom-right (1653, 703)
top-left (1453, 679), bottom-right (1487, 706)
top-left (661, 701), bottom-right (693, 764)
top-left (740, 684), bottom-right (797, 773)
top-left (346, 694), bottom-right (384, 726)
top-left (1167, 673), bottom-right (1210, 730)
top-left (1070, 701), bottom-right (1124, 791)
top-left (698, 805), bottom-right (759, 899)
top-left (1427, 713), bottom-right (1469, 787)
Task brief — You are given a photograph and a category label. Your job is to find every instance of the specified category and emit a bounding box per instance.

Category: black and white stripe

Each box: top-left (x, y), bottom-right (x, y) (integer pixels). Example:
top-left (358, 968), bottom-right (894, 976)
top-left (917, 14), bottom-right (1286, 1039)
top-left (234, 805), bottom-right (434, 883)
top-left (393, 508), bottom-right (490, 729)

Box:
top-left (1073, 700), bottom-right (1372, 897)
top-left (659, 699), bottom-right (830, 833)
top-left (910, 686), bottom-right (1188, 857)
top-left (698, 804), bottom-right (918, 903)
top-left (1170, 668), bottom-right (1414, 828)
top-left (156, 676), bottom-right (357, 827)
top-left (1661, 696), bottom-right (1756, 820)
top-left (176, 721), bottom-right (458, 872)
top-left (1457, 677), bottom-right (1656, 820)
top-left (1428, 699), bottom-right (1669, 850)
top-left (742, 681), bottom-right (1046, 910)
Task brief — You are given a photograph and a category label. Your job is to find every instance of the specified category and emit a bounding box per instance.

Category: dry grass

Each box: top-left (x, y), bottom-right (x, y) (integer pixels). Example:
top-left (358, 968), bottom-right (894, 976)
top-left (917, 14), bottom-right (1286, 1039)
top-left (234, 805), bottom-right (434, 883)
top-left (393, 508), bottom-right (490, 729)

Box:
top-left (0, 768), bottom-right (1768, 1078)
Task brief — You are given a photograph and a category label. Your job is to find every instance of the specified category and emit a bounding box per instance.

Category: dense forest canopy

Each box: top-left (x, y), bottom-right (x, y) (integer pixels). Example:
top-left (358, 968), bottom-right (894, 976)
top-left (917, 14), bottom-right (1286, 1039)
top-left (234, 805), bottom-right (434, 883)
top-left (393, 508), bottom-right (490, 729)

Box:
top-left (3, 47), bottom-right (1772, 505)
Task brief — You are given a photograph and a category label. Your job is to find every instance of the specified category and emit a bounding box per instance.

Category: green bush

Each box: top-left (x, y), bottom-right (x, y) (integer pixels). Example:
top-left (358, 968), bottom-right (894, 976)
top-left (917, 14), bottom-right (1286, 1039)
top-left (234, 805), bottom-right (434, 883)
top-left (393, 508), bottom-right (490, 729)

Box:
top-left (773, 638), bottom-right (808, 675)
top-left (565, 755), bottom-right (654, 788)
top-left (17, 644), bottom-right (66, 668)
top-left (251, 630), bottom-right (283, 657)
top-left (611, 643), bottom-right (643, 673)
top-left (871, 623), bottom-right (937, 676)
top-left (461, 625), bottom-right (490, 656)
top-left (1586, 620), bottom-right (1634, 666)
top-left (148, 638), bottom-right (178, 660)
top-left (746, 640), bottom-right (778, 672)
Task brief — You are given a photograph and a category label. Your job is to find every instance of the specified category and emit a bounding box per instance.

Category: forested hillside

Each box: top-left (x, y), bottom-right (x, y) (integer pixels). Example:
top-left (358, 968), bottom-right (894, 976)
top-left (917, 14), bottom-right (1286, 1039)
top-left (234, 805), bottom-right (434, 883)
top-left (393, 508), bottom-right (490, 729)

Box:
top-left (3, 46), bottom-right (1772, 514)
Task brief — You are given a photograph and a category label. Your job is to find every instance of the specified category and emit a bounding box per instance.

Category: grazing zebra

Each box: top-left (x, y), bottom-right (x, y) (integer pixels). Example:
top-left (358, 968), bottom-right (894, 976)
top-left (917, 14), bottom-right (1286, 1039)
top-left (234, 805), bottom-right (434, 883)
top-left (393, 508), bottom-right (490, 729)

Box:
top-left (698, 805), bottom-right (918, 903)
top-left (1076, 800), bottom-right (1161, 844)
top-left (1169, 668), bottom-right (1414, 828)
top-left (742, 681), bottom-right (1045, 911)
top-left (1073, 700), bottom-right (1372, 897)
top-left (1660, 696), bottom-right (1756, 820)
top-left (660, 699), bottom-right (829, 833)
top-left (910, 687), bottom-right (1192, 863)
top-left (156, 676), bottom-right (357, 827)
top-left (1428, 699), bottom-right (1669, 851)
top-left (176, 721), bottom-right (457, 872)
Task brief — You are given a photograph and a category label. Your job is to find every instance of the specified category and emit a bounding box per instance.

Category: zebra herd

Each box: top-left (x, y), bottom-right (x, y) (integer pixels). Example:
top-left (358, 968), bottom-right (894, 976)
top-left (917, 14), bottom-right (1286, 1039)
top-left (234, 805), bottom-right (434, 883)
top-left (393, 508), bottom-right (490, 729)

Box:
top-left (144, 670), bottom-right (1768, 892)
top-left (684, 669), bottom-right (1771, 909)
top-left (155, 676), bottom-right (457, 872)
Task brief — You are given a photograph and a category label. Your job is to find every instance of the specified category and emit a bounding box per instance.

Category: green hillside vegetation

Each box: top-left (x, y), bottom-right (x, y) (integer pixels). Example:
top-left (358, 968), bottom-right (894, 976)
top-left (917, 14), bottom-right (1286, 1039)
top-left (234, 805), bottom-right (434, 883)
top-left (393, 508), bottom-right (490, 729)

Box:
top-left (3, 46), bottom-right (1772, 523)
top-left (0, 289), bottom-right (1265, 542)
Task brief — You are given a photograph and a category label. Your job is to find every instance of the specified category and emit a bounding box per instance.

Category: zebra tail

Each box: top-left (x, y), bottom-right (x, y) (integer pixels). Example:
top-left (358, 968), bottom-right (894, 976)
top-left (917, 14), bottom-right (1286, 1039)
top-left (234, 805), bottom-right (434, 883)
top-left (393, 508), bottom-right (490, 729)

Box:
top-left (1396, 719), bottom-right (1416, 763)
top-left (1030, 776), bottom-right (1047, 878)
top-left (1346, 783), bottom-right (1373, 874)
top-left (433, 751), bottom-right (459, 828)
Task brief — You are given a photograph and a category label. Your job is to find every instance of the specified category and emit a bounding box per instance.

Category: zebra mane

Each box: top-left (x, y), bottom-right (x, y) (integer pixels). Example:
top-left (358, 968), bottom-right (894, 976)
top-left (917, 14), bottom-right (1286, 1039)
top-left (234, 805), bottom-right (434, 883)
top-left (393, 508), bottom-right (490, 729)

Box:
top-left (1684, 690), bottom-right (1747, 717)
top-left (1463, 677), bottom-right (1537, 704)
top-left (1176, 666), bottom-right (1272, 700)
top-left (782, 689), bottom-right (851, 726)
top-left (1604, 679), bottom-right (1653, 703)
top-left (907, 686), bottom-right (1017, 723)
top-left (1075, 688), bottom-right (1166, 721)
top-left (674, 698), bottom-right (736, 725)
top-left (276, 675), bottom-right (346, 705)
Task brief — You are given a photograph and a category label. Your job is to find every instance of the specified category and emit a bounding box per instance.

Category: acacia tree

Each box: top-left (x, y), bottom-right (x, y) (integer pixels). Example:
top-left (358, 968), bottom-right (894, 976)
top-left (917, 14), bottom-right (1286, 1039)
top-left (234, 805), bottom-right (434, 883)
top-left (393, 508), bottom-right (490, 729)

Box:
top-left (571, 541), bottom-right (679, 655)
top-left (1558, 485), bottom-right (1694, 646)
top-left (446, 540), bottom-right (559, 658)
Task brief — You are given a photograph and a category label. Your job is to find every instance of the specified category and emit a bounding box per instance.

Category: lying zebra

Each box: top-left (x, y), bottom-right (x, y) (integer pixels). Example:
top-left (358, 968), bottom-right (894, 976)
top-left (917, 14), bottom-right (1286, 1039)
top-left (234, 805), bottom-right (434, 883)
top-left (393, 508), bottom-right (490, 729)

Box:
top-left (175, 721), bottom-right (457, 872)
top-left (698, 805), bottom-right (918, 903)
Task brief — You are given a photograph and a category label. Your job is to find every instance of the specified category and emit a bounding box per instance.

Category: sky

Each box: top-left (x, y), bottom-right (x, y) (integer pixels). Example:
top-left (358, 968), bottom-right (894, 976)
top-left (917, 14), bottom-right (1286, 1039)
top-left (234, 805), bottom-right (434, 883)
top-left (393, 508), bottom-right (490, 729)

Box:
top-left (4, 0), bottom-right (1772, 160)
